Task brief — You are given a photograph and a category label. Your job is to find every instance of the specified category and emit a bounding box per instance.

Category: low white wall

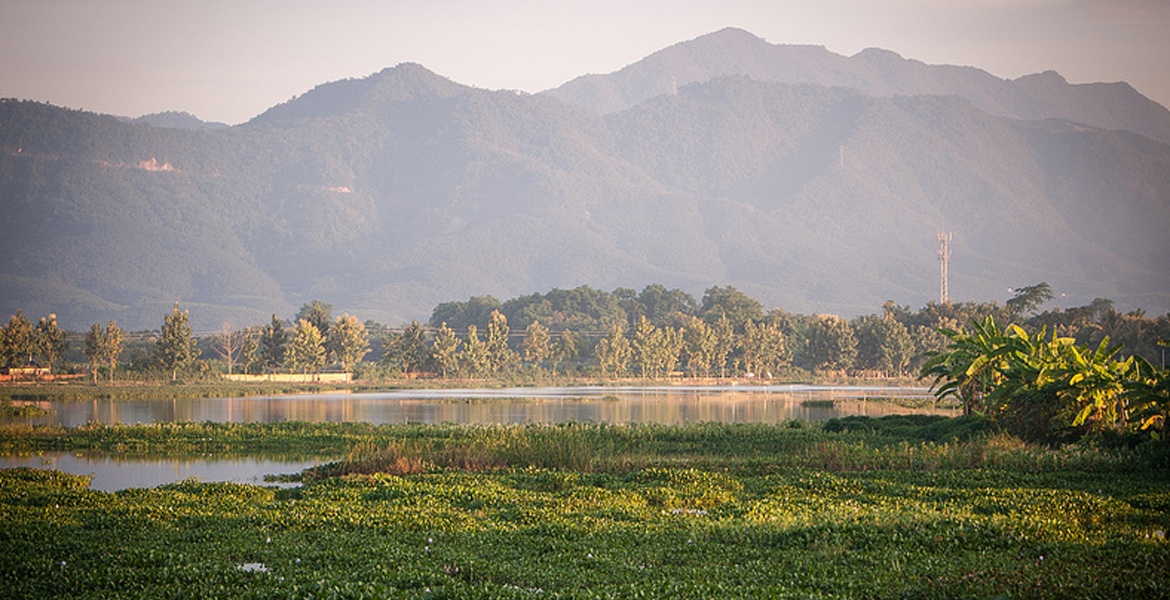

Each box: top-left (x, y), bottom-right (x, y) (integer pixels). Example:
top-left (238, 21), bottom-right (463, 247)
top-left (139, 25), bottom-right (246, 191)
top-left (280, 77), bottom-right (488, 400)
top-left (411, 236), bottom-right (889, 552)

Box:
top-left (222, 373), bottom-right (352, 383)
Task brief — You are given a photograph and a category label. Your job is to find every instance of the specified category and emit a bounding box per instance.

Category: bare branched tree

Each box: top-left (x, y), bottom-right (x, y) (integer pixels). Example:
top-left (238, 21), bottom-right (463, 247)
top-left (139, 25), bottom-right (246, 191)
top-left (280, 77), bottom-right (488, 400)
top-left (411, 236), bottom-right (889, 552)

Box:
top-left (211, 321), bottom-right (246, 375)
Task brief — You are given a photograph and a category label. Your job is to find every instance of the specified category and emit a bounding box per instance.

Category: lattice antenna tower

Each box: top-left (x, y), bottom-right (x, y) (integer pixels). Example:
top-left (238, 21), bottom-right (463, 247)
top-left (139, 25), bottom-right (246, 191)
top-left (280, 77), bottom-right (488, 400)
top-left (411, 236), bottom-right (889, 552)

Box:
top-left (937, 232), bottom-right (953, 304)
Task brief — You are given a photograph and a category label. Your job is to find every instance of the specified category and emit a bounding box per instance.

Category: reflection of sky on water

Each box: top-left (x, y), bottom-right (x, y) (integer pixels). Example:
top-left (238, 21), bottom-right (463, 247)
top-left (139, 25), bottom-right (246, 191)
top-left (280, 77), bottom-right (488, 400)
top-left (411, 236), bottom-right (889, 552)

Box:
top-left (4, 386), bottom-right (956, 427)
top-left (0, 453), bottom-right (327, 492)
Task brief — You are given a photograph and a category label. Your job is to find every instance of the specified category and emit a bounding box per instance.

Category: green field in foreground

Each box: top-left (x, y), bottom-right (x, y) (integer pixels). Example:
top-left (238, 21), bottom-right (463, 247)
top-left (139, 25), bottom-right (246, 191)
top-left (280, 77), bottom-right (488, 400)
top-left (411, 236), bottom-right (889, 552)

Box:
top-left (1, 419), bottom-right (1168, 599)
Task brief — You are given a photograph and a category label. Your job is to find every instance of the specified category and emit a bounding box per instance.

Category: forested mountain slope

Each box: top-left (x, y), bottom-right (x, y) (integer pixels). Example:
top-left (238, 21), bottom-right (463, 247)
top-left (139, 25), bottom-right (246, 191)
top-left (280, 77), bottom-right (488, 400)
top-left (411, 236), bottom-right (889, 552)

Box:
top-left (2, 44), bottom-right (1168, 331)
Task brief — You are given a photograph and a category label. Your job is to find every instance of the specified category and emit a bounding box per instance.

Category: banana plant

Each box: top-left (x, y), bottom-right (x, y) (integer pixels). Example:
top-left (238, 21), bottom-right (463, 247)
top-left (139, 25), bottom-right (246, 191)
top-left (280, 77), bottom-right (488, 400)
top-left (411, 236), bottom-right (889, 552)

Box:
top-left (1061, 338), bottom-right (1132, 431)
top-left (923, 316), bottom-right (1160, 439)
top-left (1125, 344), bottom-right (1170, 439)
top-left (985, 325), bottom-right (1074, 409)
top-left (920, 316), bottom-right (1014, 416)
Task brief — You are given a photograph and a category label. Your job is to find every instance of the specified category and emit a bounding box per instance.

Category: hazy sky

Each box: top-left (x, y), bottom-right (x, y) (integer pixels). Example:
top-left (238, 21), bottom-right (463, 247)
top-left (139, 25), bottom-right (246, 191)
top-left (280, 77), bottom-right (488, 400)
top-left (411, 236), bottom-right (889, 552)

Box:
top-left (3, 0), bottom-right (1169, 125)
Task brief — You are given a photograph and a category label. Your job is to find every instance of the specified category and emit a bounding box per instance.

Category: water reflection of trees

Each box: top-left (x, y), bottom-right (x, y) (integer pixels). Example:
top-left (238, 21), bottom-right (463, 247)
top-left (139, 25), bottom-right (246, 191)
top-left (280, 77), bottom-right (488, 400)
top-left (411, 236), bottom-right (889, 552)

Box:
top-left (41, 389), bottom-right (957, 426)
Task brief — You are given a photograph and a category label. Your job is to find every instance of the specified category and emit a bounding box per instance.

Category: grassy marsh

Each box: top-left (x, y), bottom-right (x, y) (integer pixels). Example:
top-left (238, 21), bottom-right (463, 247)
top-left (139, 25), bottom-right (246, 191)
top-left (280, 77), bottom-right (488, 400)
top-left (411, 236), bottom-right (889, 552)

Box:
top-left (2, 418), bottom-right (1168, 598)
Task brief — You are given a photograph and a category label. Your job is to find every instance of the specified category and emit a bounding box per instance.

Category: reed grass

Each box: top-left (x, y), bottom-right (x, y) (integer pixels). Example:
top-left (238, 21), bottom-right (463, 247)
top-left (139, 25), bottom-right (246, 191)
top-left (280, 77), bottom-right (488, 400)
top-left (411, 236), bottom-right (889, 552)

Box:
top-left (5, 417), bottom-right (1161, 479)
top-left (298, 417), bottom-right (1157, 479)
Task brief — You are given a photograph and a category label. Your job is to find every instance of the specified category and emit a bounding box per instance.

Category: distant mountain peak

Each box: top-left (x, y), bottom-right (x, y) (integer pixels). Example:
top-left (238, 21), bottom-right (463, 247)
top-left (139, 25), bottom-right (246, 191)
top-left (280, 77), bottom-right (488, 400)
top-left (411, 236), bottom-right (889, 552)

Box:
top-left (371, 62), bottom-right (457, 85)
top-left (128, 111), bottom-right (229, 130)
top-left (246, 62), bottom-right (465, 126)
top-left (704, 26), bottom-right (759, 38)
top-left (853, 47), bottom-right (906, 61)
top-left (684, 26), bottom-right (772, 47)
top-left (543, 27), bottom-right (1170, 145)
top-left (1015, 70), bottom-right (1068, 85)
top-left (541, 28), bottom-right (844, 114)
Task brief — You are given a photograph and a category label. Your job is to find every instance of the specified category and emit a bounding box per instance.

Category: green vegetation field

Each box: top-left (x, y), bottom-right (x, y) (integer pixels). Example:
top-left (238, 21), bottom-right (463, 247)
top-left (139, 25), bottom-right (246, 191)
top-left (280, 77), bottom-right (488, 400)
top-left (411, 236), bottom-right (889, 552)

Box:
top-left (2, 418), bottom-right (1168, 599)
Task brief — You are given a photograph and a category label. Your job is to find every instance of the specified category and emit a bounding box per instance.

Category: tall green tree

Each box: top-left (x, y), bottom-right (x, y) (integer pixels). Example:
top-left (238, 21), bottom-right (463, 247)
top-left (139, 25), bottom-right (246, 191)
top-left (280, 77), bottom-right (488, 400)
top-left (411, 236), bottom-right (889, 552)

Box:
top-left (259, 315), bottom-right (288, 372)
top-left (458, 325), bottom-right (489, 378)
top-left (155, 303), bottom-right (196, 381)
top-left (103, 322), bottom-right (124, 383)
top-left (429, 296), bottom-right (502, 332)
top-left (239, 327), bottom-right (259, 375)
top-left (701, 286), bottom-right (763, 332)
top-left (521, 320), bottom-right (552, 368)
top-left (1006, 282), bottom-right (1053, 316)
top-left (2, 311), bottom-right (36, 368)
top-left (660, 326), bottom-right (684, 377)
top-left (803, 315), bottom-right (857, 373)
top-left (549, 329), bottom-right (580, 376)
top-left (623, 284), bottom-right (699, 327)
top-left (296, 300), bottom-right (334, 340)
top-left (330, 314), bottom-right (370, 373)
top-left (741, 320), bottom-right (789, 377)
top-left (761, 321), bottom-right (793, 376)
top-left (501, 286), bottom-right (626, 332)
top-left (84, 323), bottom-right (107, 384)
top-left (431, 322), bottom-right (460, 378)
top-left (595, 323), bottom-right (631, 377)
top-left (485, 310), bottom-right (516, 374)
top-left (854, 314), bottom-right (914, 377)
top-left (384, 321), bottom-right (428, 375)
top-left (35, 314), bottom-right (67, 373)
top-left (711, 312), bottom-right (737, 378)
top-left (285, 319), bottom-right (326, 375)
top-left (681, 316), bottom-right (717, 377)
top-left (630, 317), bottom-right (682, 378)
top-left (630, 316), bottom-right (658, 378)
top-left (910, 318), bottom-right (958, 373)
top-left (84, 321), bottom-right (123, 383)
top-left (739, 320), bottom-right (765, 377)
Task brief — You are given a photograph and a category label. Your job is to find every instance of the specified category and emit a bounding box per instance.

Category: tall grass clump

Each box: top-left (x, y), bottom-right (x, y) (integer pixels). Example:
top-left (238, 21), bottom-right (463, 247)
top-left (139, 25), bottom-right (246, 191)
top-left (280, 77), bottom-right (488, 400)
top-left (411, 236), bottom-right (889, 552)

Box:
top-left (306, 423), bottom-right (604, 479)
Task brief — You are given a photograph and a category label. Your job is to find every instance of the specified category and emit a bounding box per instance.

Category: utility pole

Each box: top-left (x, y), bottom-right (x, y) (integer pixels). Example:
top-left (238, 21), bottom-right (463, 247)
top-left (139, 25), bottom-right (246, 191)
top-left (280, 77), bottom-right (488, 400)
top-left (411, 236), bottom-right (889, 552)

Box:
top-left (937, 232), bottom-right (952, 304)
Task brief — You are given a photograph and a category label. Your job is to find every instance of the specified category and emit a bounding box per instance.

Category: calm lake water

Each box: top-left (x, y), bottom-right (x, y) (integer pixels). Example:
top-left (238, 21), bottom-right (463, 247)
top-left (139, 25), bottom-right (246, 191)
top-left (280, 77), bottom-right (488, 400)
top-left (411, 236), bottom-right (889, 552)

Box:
top-left (5, 384), bottom-right (951, 427)
top-left (2, 385), bottom-right (955, 491)
top-left (1, 452), bottom-right (325, 492)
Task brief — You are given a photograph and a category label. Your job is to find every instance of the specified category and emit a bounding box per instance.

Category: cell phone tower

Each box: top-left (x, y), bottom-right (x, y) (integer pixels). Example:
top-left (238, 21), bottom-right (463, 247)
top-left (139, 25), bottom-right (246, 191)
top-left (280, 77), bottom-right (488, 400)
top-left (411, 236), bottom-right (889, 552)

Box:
top-left (937, 232), bottom-right (952, 304)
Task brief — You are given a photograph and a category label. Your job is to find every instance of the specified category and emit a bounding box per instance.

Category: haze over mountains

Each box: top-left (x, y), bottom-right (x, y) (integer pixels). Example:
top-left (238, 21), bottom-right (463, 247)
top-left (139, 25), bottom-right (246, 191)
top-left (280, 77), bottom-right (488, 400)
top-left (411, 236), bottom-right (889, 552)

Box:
top-left (547, 28), bottom-right (1170, 146)
top-left (2, 28), bottom-right (1169, 331)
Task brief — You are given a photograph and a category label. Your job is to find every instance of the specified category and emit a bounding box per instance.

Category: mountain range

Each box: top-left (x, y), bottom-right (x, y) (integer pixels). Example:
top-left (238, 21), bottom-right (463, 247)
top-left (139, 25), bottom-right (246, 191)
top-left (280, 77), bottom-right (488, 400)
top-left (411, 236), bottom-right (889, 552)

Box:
top-left (2, 28), bottom-right (1168, 331)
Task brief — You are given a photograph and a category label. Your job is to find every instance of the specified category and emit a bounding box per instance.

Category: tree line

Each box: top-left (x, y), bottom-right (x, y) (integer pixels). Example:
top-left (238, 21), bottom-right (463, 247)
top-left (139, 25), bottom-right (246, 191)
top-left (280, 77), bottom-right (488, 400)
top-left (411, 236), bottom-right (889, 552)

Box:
top-left (414, 283), bottom-right (1169, 378)
top-left (5, 282), bottom-right (1164, 385)
top-left (0, 301), bottom-right (368, 382)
